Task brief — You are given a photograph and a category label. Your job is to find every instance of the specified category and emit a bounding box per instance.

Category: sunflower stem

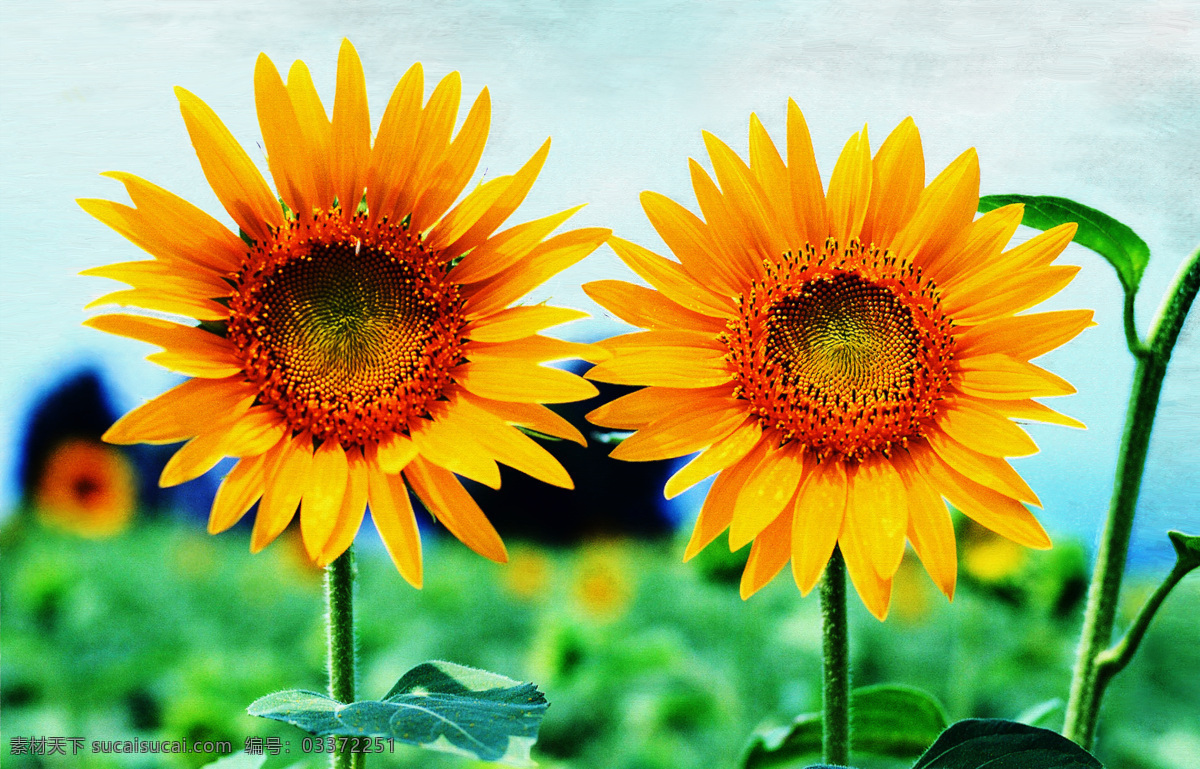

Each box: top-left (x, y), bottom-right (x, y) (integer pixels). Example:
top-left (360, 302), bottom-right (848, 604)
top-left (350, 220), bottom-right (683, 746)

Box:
top-left (1063, 244), bottom-right (1200, 749)
top-left (820, 546), bottom-right (851, 765)
top-left (327, 545), bottom-right (363, 769)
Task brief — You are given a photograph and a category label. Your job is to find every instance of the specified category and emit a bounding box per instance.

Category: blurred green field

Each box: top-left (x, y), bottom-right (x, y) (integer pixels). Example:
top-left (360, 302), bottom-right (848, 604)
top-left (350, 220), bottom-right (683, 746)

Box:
top-left (2, 517), bottom-right (1197, 769)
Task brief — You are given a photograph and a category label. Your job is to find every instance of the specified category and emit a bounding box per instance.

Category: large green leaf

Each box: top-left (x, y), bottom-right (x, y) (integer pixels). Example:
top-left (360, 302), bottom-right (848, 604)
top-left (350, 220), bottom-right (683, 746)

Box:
top-left (977, 194), bottom-right (1150, 294)
top-left (743, 685), bottom-right (948, 768)
top-left (249, 661), bottom-right (548, 767)
top-left (913, 719), bottom-right (1102, 768)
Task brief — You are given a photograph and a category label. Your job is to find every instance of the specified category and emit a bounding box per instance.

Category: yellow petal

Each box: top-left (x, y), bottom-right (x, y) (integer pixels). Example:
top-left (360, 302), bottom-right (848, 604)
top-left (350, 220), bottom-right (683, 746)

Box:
top-left (366, 455), bottom-right (423, 588)
top-left (452, 206), bottom-right (583, 285)
top-left (730, 444), bottom-right (808, 550)
top-left (84, 314), bottom-right (242, 378)
top-left (174, 86), bottom-right (283, 242)
top-left (665, 417), bottom-right (762, 499)
top-left (938, 397), bottom-right (1039, 457)
top-left (954, 309), bottom-right (1095, 362)
top-left (583, 280), bottom-right (727, 334)
top-left (104, 377), bottom-right (257, 445)
top-left (641, 190), bottom-right (741, 297)
top-left (844, 458), bottom-right (907, 580)
top-left (894, 450), bottom-right (957, 599)
top-left (467, 305), bottom-right (589, 343)
top-left (410, 404), bottom-right (502, 489)
top-left (915, 447), bottom-right (1052, 549)
top-left (785, 100), bottom-right (829, 246)
top-left (317, 447), bottom-right (369, 566)
top-left (740, 506), bottom-right (794, 599)
top-left (925, 426), bottom-right (1040, 505)
top-left (683, 441), bottom-right (769, 560)
top-left (861, 117), bottom-right (924, 249)
top-left (300, 440), bottom-right (350, 559)
top-left (255, 53), bottom-right (315, 216)
top-left (461, 392), bottom-right (587, 446)
top-left (453, 359), bottom-right (598, 403)
top-left (330, 39), bottom-right (370, 218)
top-left (703, 130), bottom-right (786, 266)
top-left (611, 396), bottom-right (748, 462)
top-left (748, 112), bottom-right (802, 247)
top-left (85, 288), bottom-right (229, 321)
top-left (955, 354), bottom-right (1077, 400)
top-left (404, 457), bottom-right (508, 563)
top-left (286, 59), bottom-right (335, 207)
top-left (890, 147), bottom-right (979, 270)
top-left (586, 385), bottom-right (731, 430)
top-left (405, 71), bottom-right (462, 222)
top-left (791, 460), bottom-right (848, 595)
top-left (434, 139), bottom-right (551, 257)
top-left (839, 535), bottom-right (893, 621)
top-left (373, 432), bottom-right (420, 474)
top-left (687, 159), bottom-right (763, 286)
top-left (208, 452), bottom-right (268, 534)
top-left (1002, 399), bottom-right (1086, 430)
top-left (607, 236), bottom-right (735, 317)
top-left (463, 227), bottom-right (610, 317)
top-left (825, 125), bottom-right (872, 245)
top-left (454, 397), bottom-right (573, 488)
top-left (366, 62), bottom-right (424, 223)
top-left (86, 173), bottom-right (245, 272)
top-left (411, 85), bottom-right (492, 231)
top-left (584, 347), bottom-right (733, 388)
top-left (251, 432), bottom-right (313, 552)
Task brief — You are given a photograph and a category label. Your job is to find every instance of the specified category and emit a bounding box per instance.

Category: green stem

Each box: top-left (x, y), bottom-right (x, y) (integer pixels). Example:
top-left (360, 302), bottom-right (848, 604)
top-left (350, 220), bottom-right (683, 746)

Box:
top-left (1063, 245), bottom-right (1200, 749)
top-left (327, 546), bottom-right (363, 769)
top-left (1093, 553), bottom-right (1198, 700)
top-left (1122, 291), bottom-right (1149, 358)
top-left (820, 547), bottom-right (850, 766)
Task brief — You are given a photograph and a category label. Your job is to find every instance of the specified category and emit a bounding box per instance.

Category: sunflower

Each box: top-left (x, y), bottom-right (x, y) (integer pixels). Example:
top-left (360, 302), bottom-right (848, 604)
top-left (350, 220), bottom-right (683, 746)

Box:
top-left (584, 102), bottom-right (1091, 619)
top-left (34, 438), bottom-right (137, 537)
top-left (80, 40), bottom-right (609, 586)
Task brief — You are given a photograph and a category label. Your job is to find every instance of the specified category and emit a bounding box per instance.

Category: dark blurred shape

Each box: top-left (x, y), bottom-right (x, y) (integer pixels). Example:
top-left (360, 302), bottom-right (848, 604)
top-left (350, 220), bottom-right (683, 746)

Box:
top-left (461, 378), bottom-right (678, 545)
top-left (18, 369), bottom-right (117, 502)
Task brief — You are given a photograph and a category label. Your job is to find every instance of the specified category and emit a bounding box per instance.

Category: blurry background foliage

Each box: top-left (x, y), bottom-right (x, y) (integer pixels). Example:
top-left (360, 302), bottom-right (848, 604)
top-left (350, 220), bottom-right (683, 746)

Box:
top-left (3, 514), bottom-right (1198, 769)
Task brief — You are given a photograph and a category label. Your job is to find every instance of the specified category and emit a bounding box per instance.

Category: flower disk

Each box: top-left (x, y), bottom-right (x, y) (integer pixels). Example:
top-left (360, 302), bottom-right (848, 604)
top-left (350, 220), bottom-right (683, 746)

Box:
top-left (230, 210), bottom-right (467, 447)
top-left (727, 238), bottom-right (955, 462)
top-left (81, 40), bottom-right (609, 584)
top-left (586, 107), bottom-right (1093, 619)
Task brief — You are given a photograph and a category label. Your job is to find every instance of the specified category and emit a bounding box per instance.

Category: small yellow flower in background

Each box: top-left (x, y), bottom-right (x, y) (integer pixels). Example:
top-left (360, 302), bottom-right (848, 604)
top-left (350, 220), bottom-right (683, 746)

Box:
top-left (34, 439), bottom-right (137, 537)
top-left (586, 102), bottom-right (1092, 619)
top-left (504, 546), bottom-right (554, 602)
top-left (80, 40), bottom-right (610, 585)
top-left (571, 540), bottom-right (635, 622)
top-left (960, 518), bottom-right (1029, 583)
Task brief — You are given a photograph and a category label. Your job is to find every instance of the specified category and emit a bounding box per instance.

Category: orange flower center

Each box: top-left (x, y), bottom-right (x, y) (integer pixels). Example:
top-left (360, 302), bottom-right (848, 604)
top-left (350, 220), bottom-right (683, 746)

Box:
top-left (725, 239), bottom-right (955, 462)
top-left (228, 209), bottom-right (467, 447)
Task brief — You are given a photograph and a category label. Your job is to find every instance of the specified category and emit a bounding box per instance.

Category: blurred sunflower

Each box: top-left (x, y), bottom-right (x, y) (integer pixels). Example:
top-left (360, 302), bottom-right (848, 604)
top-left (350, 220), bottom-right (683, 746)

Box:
top-left (80, 40), bottom-right (609, 586)
top-left (34, 438), bottom-right (137, 537)
top-left (585, 103), bottom-right (1091, 618)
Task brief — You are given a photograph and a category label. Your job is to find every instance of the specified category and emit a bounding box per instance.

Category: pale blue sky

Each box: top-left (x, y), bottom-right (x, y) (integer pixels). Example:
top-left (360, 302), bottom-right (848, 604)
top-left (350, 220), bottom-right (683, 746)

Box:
top-left (2, 0), bottom-right (1197, 565)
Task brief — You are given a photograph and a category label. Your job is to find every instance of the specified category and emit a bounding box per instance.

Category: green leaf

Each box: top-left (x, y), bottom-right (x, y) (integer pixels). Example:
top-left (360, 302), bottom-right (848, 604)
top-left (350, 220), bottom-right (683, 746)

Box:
top-left (743, 685), bottom-right (948, 768)
top-left (248, 661), bottom-right (547, 767)
top-left (977, 194), bottom-right (1150, 294)
top-left (591, 430), bottom-right (633, 445)
top-left (1168, 530), bottom-right (1200, 570)
top-left (913, 719), bottom-right (1103, 768)
top-left (199, 753), bottom-right (268, 769)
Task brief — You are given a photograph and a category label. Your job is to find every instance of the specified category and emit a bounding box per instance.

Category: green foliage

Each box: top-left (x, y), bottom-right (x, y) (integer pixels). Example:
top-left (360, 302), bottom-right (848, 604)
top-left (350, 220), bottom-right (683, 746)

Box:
top-left (912, 719), bottom-right (1102, 768)
top-left (2, 520), bottom-right (1197, 768)
top-left (743, 685), bottom-right (948, 768)
top-left (200, 753), bottom-right (267, 769)
top-left (249, 662), bottom-right (547, 767)
top-left (977, 194), bottom-right (1150, 295)
top-left (1168, 531), bottom-right (1200, 570)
